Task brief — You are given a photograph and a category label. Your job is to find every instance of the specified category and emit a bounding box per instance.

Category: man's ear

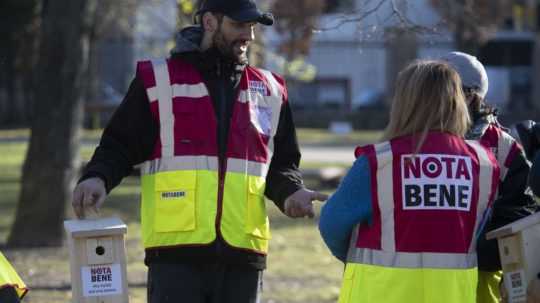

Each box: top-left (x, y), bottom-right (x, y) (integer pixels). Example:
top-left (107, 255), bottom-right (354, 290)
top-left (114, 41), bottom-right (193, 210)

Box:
top-left (202, 12), bottom-right (218, 33)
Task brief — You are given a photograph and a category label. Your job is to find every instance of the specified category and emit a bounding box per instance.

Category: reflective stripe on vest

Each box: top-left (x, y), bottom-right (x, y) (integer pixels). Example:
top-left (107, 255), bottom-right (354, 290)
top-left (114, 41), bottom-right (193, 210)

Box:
top-left (0, 252), bottom-right (27, 299)
top-left (346, 248), bottom-right (477, 269)
top-left (137, 58), bottom-right (283, 253)
top-left (141, 156), bottom-right (268, 177)
top-left (339, 133), bottom-right (499, 303)
top-left (480, 124), bottom-right (522, 180)
top-left (152, 59), bottom-right (176, 158)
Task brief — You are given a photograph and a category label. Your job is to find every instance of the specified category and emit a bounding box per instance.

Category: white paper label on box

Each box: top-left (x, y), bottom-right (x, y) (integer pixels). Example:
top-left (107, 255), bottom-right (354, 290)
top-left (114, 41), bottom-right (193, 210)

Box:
top-left (504, 269), bottom-right (527, 303)
top-left (81, 264), bottom-right (123, 297)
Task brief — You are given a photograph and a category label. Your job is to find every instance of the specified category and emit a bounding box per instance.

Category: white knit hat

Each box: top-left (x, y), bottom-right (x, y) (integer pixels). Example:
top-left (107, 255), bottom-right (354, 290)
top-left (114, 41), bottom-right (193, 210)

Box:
top-left (442, 51), bottom-right (489, 99)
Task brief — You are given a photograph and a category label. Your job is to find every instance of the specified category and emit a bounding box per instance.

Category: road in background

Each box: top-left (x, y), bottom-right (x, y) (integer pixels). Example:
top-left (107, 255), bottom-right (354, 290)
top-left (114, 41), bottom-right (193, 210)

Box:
top-left (300, 145), bottom-right (356, 164)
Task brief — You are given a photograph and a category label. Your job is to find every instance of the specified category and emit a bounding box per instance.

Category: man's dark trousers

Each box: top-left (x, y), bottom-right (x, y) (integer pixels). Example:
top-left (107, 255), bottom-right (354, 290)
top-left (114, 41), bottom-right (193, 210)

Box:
top-left (147, 263), bottom-right (262, 303)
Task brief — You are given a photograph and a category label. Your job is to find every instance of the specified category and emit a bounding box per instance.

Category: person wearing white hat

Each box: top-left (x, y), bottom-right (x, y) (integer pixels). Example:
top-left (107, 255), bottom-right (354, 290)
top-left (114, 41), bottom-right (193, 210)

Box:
top-left (443, 51), bottom-right (539, 303)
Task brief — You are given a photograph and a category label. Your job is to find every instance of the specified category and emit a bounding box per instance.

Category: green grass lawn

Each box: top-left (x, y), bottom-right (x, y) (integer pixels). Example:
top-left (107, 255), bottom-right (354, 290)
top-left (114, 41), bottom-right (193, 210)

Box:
top-left (297, 128), bottom-right (382, 147)
top-left (0, 128), bottom-right (380, 303)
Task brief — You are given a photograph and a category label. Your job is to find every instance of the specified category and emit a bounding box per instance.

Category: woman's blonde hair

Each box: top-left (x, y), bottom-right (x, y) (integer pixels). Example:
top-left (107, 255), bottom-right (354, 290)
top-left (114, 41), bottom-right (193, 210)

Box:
top-left (383, 60), bottom-right (470, 150)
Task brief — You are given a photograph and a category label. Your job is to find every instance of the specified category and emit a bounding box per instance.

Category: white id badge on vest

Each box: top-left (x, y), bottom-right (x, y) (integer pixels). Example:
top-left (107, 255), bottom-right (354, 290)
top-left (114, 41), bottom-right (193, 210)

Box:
top-left (250, 105), bottom-right (272, 136)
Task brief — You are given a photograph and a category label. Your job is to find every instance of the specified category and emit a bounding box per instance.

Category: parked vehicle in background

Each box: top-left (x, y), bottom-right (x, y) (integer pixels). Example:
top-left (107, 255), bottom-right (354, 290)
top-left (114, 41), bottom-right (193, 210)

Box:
top-left (351, 89), bottom-right (386, 110)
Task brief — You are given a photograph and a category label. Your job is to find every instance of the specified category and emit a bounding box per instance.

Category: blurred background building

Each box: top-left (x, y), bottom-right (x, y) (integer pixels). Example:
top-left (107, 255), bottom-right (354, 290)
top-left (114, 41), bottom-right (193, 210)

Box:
top-left (1, 0), bottom-right (539, 129)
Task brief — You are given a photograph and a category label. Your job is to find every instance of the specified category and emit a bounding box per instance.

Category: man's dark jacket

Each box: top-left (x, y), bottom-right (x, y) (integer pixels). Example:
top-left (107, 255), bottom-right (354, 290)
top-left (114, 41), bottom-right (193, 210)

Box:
top-left (81, 26), bottom-right (303, 270)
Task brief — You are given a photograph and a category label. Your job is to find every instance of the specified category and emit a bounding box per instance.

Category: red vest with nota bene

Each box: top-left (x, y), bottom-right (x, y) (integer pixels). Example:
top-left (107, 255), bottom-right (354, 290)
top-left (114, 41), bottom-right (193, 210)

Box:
top-left (136, 57), bottom-right (286, 254)
top-left (340, 132), bottom-right (500, 303)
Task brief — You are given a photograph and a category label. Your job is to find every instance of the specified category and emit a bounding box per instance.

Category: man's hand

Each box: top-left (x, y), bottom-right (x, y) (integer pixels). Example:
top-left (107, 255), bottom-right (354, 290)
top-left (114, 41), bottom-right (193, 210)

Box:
top-left (72, 177), bottom-right (107, 219)
top-left (284, 188), bottom-right (328, 218)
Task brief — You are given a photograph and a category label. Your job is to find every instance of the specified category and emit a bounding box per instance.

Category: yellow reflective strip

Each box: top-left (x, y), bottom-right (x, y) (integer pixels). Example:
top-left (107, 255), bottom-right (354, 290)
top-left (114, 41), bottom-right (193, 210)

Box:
top-left (141, 156), bottom-right (219, 175)
top-left (346, 247), bottom-right (477, 269)
top-left (152, 59), bottom-right (175, 157)
top-left (226, 158), bottom-right (268, 177)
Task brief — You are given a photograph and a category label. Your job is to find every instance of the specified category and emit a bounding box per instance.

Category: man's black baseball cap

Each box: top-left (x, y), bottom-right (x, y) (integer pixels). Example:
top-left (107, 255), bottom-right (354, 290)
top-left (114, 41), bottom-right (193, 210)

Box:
top-left (197, 0), bottom-right (274, 26)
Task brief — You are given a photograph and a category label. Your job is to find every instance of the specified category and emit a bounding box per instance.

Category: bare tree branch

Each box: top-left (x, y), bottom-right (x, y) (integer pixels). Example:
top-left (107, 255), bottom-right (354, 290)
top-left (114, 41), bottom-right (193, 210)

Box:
top-left (315, 0), bottom-right (388, 31)
top-left (315, 0), bottom-right (440, 36)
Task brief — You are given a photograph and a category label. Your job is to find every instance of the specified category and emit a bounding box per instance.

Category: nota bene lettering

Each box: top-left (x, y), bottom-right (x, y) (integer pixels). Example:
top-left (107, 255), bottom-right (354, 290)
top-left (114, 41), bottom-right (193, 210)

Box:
top-left (401, 154), bottom-right (473, 211)
top-left (91, 266), bottom-right (113, 283)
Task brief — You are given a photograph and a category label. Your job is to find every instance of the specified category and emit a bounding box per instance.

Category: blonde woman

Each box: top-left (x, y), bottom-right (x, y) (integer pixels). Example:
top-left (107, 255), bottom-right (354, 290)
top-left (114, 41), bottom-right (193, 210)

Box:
top-left (319, 60), bottom-right (500, 303)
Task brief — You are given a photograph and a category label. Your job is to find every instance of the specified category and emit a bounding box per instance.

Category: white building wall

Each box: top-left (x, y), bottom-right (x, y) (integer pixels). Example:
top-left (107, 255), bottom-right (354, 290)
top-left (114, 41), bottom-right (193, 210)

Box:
top-left (308, 42), bottom-right (386, 105)
top-left (267, 0), bottom-right (456, 107)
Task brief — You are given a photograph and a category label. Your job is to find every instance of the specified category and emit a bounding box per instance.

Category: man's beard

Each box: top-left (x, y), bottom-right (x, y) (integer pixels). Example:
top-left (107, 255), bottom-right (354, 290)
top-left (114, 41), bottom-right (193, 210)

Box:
top-left (212, 29), bottom-right (248, 65)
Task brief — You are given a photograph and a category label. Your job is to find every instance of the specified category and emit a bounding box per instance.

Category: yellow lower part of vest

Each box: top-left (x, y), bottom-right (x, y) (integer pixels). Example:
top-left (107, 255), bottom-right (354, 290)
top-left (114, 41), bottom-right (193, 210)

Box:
top-left (339, 263), bottom-right (478, 303)
top-left (477, 270), bottom-right (502, 303)
top-left (0, 252), bottom-right (27, 299)
top-left (141, 170), bottom-right (269, 253)
top-left (221, 172), bottom-right (270, 253)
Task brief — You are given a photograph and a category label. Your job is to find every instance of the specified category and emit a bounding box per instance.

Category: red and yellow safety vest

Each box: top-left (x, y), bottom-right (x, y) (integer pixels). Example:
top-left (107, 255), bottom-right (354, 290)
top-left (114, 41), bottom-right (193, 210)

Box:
top-left (136, 58), bottom-right (285, 254)
top-left (479, 123), bottom-right (522, 181)
top-left (340, 132), bottom-right (500, 303)
top-left (476, 122), bottom-right (524, 303)
top-left (0, 252), bottom-right (27, 299)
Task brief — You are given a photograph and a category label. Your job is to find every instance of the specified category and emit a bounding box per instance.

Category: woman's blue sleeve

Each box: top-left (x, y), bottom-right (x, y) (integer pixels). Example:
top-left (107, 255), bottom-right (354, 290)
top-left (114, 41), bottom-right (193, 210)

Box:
top-left (318, 155), bottom-right (372, 262)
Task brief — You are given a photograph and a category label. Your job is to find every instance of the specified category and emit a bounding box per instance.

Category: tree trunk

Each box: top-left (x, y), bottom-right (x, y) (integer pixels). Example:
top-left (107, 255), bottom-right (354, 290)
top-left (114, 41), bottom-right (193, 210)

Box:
top-left (7, 0), bottom-right (97, 247)
top-left (454, 18), bottom-right (479, 55)
top-left (3, 34), bottom-right (17, 125)
top-left (0, 1), bottom-right (40, 126)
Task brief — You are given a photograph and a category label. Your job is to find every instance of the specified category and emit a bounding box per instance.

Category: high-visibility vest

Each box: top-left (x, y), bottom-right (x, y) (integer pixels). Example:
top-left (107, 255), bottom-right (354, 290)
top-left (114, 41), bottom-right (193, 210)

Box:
top-left (136, 58), bottom-right (285, 254)
top-left (475, 122), bottom-right (523, 303)
top-left (478, 123), bottom-right (522, 181)
top-left (340, 132), bottom-right (500, 303)
top-left (0, 252), bottom-right (28, 299)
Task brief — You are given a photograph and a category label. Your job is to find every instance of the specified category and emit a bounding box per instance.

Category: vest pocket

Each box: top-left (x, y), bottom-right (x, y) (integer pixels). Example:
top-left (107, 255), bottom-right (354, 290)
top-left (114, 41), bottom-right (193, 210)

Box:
top-left (245, 177), bottom-right (271, 240)
top-left (154, 171), bottom-right (196, 232)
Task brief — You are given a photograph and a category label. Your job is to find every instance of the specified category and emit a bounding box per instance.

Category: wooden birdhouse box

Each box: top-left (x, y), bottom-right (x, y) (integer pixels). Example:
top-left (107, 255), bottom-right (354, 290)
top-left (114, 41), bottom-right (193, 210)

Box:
top-left (64, 217), bottom-right (128, 303)
top-left (487, 212), bottom-right (540, 303)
